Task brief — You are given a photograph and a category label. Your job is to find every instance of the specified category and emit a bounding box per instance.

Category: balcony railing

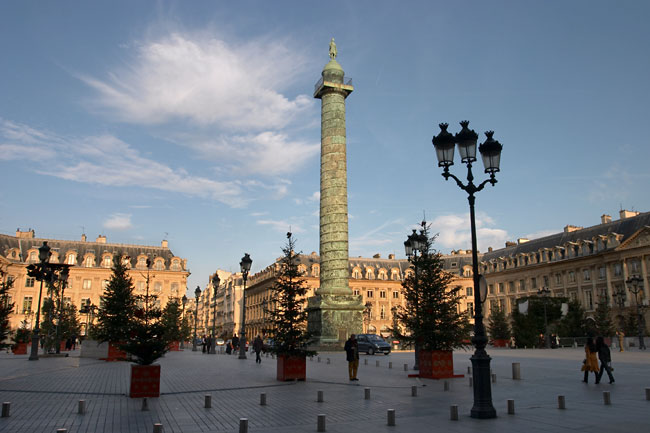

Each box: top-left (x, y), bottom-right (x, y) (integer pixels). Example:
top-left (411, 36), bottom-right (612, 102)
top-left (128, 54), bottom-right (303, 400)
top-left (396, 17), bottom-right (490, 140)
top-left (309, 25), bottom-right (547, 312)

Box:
top-left (314, 76), bottom-right (353, 93)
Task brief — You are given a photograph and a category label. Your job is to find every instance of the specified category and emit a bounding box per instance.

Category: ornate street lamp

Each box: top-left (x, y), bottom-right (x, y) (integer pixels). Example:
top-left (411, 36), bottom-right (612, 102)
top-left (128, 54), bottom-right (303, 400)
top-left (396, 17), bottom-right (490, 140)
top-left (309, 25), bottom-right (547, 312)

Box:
top-left (27, 241), bottom-right (52, 361)
top-left (238, 253), bottom-right (253, 360)
top-left (192, 286), bottom-right (201, 352)
top-left (55, 266), bottom-right (71, 354)
top-left (432, 120), bottom-right (502, 419)
top-left (404, 221), bottom-right (427, 370)
top-left (180, 294), bottom-right (187, 349)
top-left (626, 275), bottom-right (646, 350)
top-left (537, 286), bottom-right (551, 349)
top-left (210, 272), bottom-right (220, 354)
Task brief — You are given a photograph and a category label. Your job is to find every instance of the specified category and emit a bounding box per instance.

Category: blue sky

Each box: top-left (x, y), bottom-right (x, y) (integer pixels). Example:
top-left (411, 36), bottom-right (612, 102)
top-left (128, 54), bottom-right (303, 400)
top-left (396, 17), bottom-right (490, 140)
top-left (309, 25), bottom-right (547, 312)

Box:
top-left (2, 1), bottom-right (649, 294)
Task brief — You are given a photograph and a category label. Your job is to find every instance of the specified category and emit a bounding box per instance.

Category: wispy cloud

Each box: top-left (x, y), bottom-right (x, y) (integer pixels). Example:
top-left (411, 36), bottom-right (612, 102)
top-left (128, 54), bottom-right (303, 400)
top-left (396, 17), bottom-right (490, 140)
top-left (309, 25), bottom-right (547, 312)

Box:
top-left (257, 219), bottom-right (304, 233)
top-left (429, 212), bottom-right (509, 253)
top-left (103, 213), bottom-right (133, 230)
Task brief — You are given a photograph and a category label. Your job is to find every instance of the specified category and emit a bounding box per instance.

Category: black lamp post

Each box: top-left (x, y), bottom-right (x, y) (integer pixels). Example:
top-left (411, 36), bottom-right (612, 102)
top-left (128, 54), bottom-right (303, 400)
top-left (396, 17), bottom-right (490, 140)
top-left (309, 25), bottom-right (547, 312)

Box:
top-left (626, 275), bottom-right (646, 350)
top-left (238, 253), bottom-right (252, 360)
top-left (55, 266), bottom-right (70, 354)
top-left (192, 286), bottom-right (201, 352)
top-left (432, 120), bottom-right (502, 419)
top-left (537, 287), bottom-right (551, 349)
top-left (404, 222), bottom-right (427, 370)
top-left (210, 273), bottom-right (220, 354)
top-left (27, 241), bottom-right (53, 361)
top-left (180, 294), bottom-right (187, 349)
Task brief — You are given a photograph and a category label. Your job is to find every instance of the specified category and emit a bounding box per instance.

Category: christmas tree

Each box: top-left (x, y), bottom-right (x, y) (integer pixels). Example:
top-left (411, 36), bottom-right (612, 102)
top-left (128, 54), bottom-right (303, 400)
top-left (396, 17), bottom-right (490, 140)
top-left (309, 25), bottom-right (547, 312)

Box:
top-left (0, 270), bottom-right (15, 349)
top-left (94, 253), bottom-right (137, 343)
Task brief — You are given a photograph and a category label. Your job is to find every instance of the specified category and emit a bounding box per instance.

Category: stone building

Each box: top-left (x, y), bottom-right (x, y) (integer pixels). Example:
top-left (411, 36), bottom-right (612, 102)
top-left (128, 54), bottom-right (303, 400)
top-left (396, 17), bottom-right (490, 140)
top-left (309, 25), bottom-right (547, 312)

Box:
top-left (0, 229), bottom-right (189, 335)
top-left (194, 270), bottom-right (244, 339)
top-left (481, 210), bottom-right (650, 331)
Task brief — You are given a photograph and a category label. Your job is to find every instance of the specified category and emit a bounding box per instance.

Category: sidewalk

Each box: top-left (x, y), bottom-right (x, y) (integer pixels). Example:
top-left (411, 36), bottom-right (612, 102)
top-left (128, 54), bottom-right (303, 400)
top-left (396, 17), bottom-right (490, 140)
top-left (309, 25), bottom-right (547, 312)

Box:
top-left (0, 346), bottom-right (648, 432)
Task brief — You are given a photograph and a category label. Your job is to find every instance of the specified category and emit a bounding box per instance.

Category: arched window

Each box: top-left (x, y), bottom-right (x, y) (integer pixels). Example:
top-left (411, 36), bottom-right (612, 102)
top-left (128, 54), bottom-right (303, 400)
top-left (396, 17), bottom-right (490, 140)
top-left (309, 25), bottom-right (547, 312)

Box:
top-left (67, 254), bottom-right (76, 265)
top-left (378, 270), bottom-right (387, 280)
top-left (352, 268), bottom-right (361, 279)
top-left (154, 260), bottom-right (164, 271)
top-left (84, 255), bottom-right (95, 268)
top-left (312, 265), bottom-right (320, 277)
top-left (365, 268), bottom-right (375, 280)
top-left (391, 269), bottom-right (400, 280)
top-left (137, 257), bottom-right (148, 270)
top-left (102, 255), bottom-right (112, 268)
top-left (170, 260), bottom-right (181, 271)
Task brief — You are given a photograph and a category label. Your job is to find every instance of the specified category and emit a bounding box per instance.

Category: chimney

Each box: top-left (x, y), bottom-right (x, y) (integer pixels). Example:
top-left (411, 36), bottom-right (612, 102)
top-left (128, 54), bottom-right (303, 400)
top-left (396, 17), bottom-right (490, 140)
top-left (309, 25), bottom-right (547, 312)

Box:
top-left (162, 240), bottom-right (168, 248)
top-left (373, 253), bottom-right (381, 259)
top-left (96, 235), bottom-right (107, 244)
top-left (15, 228), bottom-right (35, 239)
top-left (81, 234), bottom-right (87, 242)
top-left (517, 238), bottom-right (530, 245)
top-left (388, 253), bottom-right (395, 260)
top-left (488, 247), bottom-right (493, 252)
top-left (505, 241), bottom-right (516, 247)
top-left (564, 225), bottom-right (583, 233)
top-left (600, 214), bottom-right (612, 224)
top-left (619, 209), bottom-right (640, 220)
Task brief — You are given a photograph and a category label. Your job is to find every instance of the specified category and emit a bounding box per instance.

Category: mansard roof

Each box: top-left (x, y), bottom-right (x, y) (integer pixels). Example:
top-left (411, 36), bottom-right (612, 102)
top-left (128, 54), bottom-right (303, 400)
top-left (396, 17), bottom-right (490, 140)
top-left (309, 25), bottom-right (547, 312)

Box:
top-left (481, 211), bottom-right (650, 262)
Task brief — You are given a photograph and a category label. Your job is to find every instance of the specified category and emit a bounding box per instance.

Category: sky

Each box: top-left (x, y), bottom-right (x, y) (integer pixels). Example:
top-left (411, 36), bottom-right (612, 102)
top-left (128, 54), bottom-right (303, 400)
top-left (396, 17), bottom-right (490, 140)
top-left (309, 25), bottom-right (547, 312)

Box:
top-left (2, 1), bottom-right (650, 294)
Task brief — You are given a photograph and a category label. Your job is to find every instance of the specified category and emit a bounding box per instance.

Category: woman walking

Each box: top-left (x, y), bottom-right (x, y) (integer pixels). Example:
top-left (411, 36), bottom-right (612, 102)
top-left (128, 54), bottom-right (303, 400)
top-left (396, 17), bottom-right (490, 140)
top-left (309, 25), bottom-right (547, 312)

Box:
top-left (595, 336), bottom-right (615, 384)
top-left (581, 337), bottom-right (599, 383)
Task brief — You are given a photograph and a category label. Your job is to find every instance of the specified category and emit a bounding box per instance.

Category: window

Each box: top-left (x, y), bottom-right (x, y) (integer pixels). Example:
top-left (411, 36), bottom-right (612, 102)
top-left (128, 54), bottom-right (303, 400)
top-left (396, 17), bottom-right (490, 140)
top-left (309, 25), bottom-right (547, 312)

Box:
top-left (598, 267), bottom-right (606, 280)
top-left (568, 272), bottom-right (575, 283)
top-left (154, 261), bottom-right (164, 271)
top-left (4, 295), bottom-right (13, 311)
top-left (366, 290), bottom-right (374, 298)
top-left (508, 282), bottom-right (515, 293)
top-left (585, 290), bottom-right (593, 310)
top-left (171, 260), bottom-right (182, 271)
top-left (312, 266), bottom-right (319, 277)
top-left (22, 296), bottom-right (33, 313)
top-left (630, 260), bottom-right (640, 274)
top-left (353, 289), bottom-right (360, 296)
top-left (467, 302), bottom-right (474, 318)
top-left (556, 273), bottom-right (563, 285)
top-left (25, 277), bottom-right (35, 288)
top-left (352, 269), bottom-right (361, 279)
top-left (28, 251), bottom-right (38, 263)
top-left (102, 256), bottom-right (112, 268)
top-left (488, 284), bottom-right (494, 295)
top-left (137, 257), bottom-right (148, 269)
top-left (463, 268), bottom-right (472, 277)
top-left (82, 279), bottom-right (92, 289)
top-left (379, 291), bottom-right (386, 299)
top-left (499, 298), bottom-right (506, 311)
top-left (378, 270), bottom-right (387, 280)
top-left (154, 282), bottom-right (162, 293)
top-left (543, 275), bottom-right (549, 287)
top-left (380, 306), bottom-right (386, 320)
top-left (519, 280), bottom-right (526, 292)
top-left (392, 291), bottom-right (399, 299)
top-left (465, 286), bottom-right (473, 297)
top-left (171, 282), bottom-right (179, 296)
top-left (84, 256), bottom-right (95, 268)
top-left (531, 277), bottom-right (537, 289)
top-left (498, 283), bottom-right (504, 293)
top-left (137, 281), bottom-right (146, 293)
top-left (583, 269), bottom-right (591, 281)
top-left (365, 269), bottom-right (375, 280)
top-left (614, 263), bottom-right (622, 277)
top-left (391, 270), bottom-right (400, 280)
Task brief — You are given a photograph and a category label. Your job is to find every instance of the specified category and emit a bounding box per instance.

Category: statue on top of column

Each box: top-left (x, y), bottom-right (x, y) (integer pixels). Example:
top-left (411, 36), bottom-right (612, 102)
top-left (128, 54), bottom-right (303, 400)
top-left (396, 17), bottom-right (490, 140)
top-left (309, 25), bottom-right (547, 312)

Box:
top-left (329, 38), bottom-right (337, 60)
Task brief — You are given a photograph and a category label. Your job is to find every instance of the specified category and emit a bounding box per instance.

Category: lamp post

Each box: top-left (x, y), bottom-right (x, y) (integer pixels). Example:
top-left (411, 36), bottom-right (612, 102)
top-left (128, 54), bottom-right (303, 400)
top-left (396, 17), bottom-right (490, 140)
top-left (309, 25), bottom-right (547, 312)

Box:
top-left (404, 222), bottom-right (427, 370)
top-left (626, 275), bottom-right (646, 350)
top-left (55, 266), bottom-right (70, 354)
top-left (238, 253), bottom-right (252, 360)
top-left (192, 286), bottom-right (201, 352)
top-left (210, 273), bottom-right (220, 354)
top-left (27, 241), bottom-right (53, 361)
top-left (180, 294), bottom-right (187, 349)
top-left (432, 120), bottom-right (502, 419)
top-left (537, 286), bottom-right (551, 349)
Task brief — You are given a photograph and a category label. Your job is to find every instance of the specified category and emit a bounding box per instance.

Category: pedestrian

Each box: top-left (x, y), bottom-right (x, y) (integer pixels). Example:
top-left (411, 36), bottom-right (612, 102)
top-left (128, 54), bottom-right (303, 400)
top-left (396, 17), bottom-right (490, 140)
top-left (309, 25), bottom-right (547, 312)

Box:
top-left (595, 336), bottom-right (615, 384)
top-left (225, 339), bottom-right (232, 354)
top-left (581, 337), bottom-right (599, 383)
top-left (205, 335), bottom-right (212, 354)
top-left (253, 335), bottom-right (264, 364)
top-left (616, 330), bottom-right (625, 352)
top-left (201, 336), bottom-right (207, 353)
top-left (344, 334), bottom-right (359, 381)
top-left (232, 334), bottom-right (240, 352)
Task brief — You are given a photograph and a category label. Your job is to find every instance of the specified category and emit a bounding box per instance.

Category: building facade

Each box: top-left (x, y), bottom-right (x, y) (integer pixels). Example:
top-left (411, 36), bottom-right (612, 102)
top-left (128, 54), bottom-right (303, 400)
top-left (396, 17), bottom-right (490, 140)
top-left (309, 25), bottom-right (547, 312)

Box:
top-left (0, 229), bottom-right (190, 335)
top-left (481, 210), bottom-right (650, 331)
top-left (195, 270), bottom-right (244, 339)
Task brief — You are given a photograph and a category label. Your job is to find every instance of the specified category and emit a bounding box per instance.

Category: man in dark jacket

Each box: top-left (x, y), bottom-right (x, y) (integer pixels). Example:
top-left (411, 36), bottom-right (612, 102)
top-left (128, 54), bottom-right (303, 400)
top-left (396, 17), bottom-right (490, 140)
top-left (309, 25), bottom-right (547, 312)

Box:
top-left (344, 334), bottom-right (359, 381)
top-left (595, 336), bottom-right (615, 384)
top-left (253, 335), bottom-right (264, 364)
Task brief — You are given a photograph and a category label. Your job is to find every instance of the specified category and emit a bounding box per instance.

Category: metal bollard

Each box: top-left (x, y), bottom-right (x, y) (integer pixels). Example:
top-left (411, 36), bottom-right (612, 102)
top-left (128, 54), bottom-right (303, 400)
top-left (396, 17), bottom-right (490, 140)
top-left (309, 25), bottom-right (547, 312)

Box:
top-left (646, 388), bottom-right (650, 401)
top-left (387, 409), bottom-right (396, 426)
top-left (512, 362), bottom-right (521, 380)
top-left (364, 388), bottom-right (371, 400)
top-left (260, 393), bottom-right (267, 406)
top-left (376, 360), bottom-right (380, 367)
top-left (239, 418), bottom-right (248, 433)
top-left (153, 424), bottom-right (162, 433)
top-left (411, 385), bottom-right (417, 397)
top-left (317, 390), bottom-right (324, 402)
top-left (78, 399), bottom-right (86, 415)
top-left (204, 395), bottom-right (212, 408)
top-left (403, 363), bottom-right (408, 371)
top-left (507, 399), bottom-right (515, 415)
top-left (491, 373), bottom-right (497, 383)
top-left (558, 395), bottom-right (566, 409)
top-left (364, 358), bottom-right (368, 365)
top-left (1, 402), bottom-right (10, 418)
top-left (142, 398), bottom-right (149, 411)
top-left (450, 405), bottom-right (459, 420)
top-left (603, 391), bottom-right (611, 405)
top-left (317, 414), bottom-right (326, 432)
top-left (327, 358), bottom-right (330, 364)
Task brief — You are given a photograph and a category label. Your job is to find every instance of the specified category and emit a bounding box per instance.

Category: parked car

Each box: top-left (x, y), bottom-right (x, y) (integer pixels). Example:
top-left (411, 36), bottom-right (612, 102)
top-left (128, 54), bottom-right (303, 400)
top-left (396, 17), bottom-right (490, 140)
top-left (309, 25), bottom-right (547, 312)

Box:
top-left (215, 338), bottom-right (225, 346)
top-left (357, 334), bottom-right (391, 355)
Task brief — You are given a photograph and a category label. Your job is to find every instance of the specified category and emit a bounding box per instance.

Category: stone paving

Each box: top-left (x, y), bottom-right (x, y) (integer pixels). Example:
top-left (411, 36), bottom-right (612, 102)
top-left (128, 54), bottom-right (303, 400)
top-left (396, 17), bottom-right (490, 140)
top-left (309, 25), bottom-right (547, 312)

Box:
top-left (0, 345), bottom-right (649, 432)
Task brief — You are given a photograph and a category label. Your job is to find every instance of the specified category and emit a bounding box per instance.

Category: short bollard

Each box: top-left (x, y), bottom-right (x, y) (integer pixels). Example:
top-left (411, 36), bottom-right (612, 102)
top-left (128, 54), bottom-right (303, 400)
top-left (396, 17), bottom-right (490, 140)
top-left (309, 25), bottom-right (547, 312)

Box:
top-left (387, 409), bottom-right (396, 426)
top-left (491, 373), bottom-right (497, 383)
top-left (603, 391), bottom-right (611, 405)
top-left (327, 358), bottom-right (330, 364)
top-left (204, 395), bottom-right (212, 408)
top-left (317, 414), bottom-right (326, 432)
top-left (403, 363), bottom-right (408, 371)
top-left (78, 399), bottom-right (86, 415)
top-left (376, 360), bottom-right (380, 367)
top-left (1, 402), bottom-right (10, 418)
top-left (260, 393), bottom-right (267, 406)
top-left (507, 399), bottom-right (515, 415)
top-left (450, 405), bottom-right (459, 421)
top-left (142, 398), bottom-right (149, 411)
top-left (558, 395), bottom-right (566, 409)
top-left (364, 359), bottom-right (368, 366)
top-left (512, 362), bottom-right (521, 380)
top-left (239, 418), bottom-right (248, 433)
top-left (364, 388), bottom-right (371, 400)
top-left (153, 424), bottom-right (163, 433)
top-left (317, 390), bottom-right (324, 403)
top-left (444, 381), bottom-right (450, 391)
top-left (411, 386), bottom-right (417, 397)
top-left (645, 388), bottom-right (650, 401)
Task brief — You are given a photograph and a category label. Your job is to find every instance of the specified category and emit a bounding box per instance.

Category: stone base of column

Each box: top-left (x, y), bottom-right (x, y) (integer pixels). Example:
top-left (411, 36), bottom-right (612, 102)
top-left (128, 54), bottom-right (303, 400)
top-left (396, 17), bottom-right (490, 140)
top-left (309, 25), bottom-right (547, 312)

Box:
top-left (307, 294), bottom-right (364, 351)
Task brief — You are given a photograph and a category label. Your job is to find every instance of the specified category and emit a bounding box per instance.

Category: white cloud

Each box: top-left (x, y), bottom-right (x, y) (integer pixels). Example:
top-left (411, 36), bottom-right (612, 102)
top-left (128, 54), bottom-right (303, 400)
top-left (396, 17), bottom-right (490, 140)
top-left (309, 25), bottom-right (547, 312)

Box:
top-left (524, 229), bottom-right (557, 240)
top-left (80, 33), bottom-right (313, 130)
top-left (429, 212), bottom-right (509, 253)
top-left (104, 213), bottom-right (133, 230)
top-left (257, 219), bottom-right (304, 234)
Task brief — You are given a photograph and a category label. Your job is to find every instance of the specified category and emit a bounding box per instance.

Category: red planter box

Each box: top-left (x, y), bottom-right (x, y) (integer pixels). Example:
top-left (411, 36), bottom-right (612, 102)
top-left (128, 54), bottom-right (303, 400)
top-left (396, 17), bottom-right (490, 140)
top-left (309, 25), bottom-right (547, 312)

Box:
top-left (129, 364), bottom-right (161, 398)
top-left (102, 342), bottom-right (126, 361)
top-left (277, 355), bottom-right (306, 381)
top-left (418, 350), bottom-right (459, 379)
top-left (491, 339), bottom-right (509, 348)
top-left (168, 341), bottom-right (180, 351)
top-left (12, 342), bottom-right (28, 355)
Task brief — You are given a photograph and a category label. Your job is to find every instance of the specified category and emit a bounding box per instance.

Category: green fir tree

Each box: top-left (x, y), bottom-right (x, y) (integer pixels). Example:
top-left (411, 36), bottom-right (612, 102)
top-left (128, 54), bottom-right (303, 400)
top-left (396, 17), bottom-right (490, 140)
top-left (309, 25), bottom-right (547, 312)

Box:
top-left (593, 292), bottom-right (615, 337)
top-left (266, 232), bottom-right (315, 356)
top-left (0, 271), bottom-right (15, 349)
top-left (487, 306), bottom-right (511, 341)
top-left (161, 299), bottom-right (183, 343)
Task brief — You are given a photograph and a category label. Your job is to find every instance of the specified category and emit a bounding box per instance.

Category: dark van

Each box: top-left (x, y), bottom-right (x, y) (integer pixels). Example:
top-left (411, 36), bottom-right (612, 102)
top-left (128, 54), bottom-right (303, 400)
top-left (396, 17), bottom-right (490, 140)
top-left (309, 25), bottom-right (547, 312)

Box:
top-left (356, 334), bottom-right (391, 355)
